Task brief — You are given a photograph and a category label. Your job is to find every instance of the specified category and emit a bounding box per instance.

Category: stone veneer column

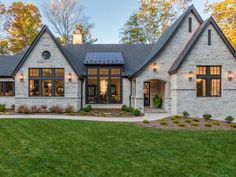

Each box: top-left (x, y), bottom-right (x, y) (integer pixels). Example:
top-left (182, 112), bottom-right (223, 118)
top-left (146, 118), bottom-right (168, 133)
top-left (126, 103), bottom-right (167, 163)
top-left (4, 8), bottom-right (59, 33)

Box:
top-left (135, 79), bottom-right (144, 112)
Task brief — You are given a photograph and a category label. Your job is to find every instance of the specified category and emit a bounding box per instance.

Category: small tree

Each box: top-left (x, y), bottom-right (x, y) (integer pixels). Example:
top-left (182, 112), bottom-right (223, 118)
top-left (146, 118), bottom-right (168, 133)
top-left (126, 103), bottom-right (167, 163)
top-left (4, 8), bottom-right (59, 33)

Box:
top-left (225, 116), bottom-right (234, 124)
top-left (203, 114), bottom-right (212, 121)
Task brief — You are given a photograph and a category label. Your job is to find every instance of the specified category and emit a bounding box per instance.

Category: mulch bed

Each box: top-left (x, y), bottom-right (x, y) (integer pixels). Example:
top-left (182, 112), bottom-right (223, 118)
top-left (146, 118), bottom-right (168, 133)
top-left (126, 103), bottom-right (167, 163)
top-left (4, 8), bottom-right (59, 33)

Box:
top-left (1, 109), bottom-right (140, 118)
top-left (134, 116), bottom-right (236, 130)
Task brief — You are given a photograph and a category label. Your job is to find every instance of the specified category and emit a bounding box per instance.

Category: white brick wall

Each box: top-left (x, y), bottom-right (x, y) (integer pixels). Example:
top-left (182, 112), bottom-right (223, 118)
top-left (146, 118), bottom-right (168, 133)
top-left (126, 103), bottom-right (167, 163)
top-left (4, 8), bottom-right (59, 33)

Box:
top-left (174, 23), bottom-right (236, 120)
top-left (14, 32), bottom-right (82, 111)
top-left (133, 12), bottom-right (200, 112)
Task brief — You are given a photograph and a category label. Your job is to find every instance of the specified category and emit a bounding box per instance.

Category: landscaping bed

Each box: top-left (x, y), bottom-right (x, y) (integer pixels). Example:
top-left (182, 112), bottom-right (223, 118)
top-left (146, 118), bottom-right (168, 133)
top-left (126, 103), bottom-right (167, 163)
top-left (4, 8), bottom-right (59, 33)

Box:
top-left (136, 114), bottom-right (236, 130)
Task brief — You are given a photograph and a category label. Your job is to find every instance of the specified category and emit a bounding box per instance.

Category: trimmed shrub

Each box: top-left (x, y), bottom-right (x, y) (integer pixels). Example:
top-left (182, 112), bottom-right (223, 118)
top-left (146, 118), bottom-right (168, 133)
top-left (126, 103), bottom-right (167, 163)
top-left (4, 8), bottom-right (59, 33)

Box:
top-left (192, 118), bottom-right (200, 122)
top-left (203, 114), bottom-right (212, 121)
top-left (159, 119), bottom-right (167, 125)
top-left (212, 121), bottom-right (220, 126)
top-left (152, 94), bottom-right (162, 108)
top-left (185, 119), bottom-right (192, 123)
top-left (121, 105), bottom-right (128, 111)
top-left (126, 107), bottom-right (133, 113)
top-left (191, 122), bottom-right (199, 126)
top-left (183, 111), bottom-right (190, 118)
top-left (83, 105), bottom-right (92, 112)
top-left (50, 106), bottom-right (63, 114)
top-left (65, 105), bottom-right (74, 113)
top-left (40, 105), bottom-right (48, 113)
top-left (11, 104), bottom-right (15, 110)
top-left (204, 122), bottom-right (212, 127)
top-left (172, 119), bottom-right (179, 124)
top-left (17, 105), bottom-right (31, 114)
top-left (0, 104), bottom-right (6, 112)
top-left (230, 124), bottom-right (236, 128)
top-left (178, 122), bottom-right (185, 127)
top-left (133, 109), bottom-right (141, 116)
top-left (143, 120), bottom-right (150, 124)
top-left (225, 116), bottom-right (234, 124)
top-left (171, 115), bottom-right (178, 120)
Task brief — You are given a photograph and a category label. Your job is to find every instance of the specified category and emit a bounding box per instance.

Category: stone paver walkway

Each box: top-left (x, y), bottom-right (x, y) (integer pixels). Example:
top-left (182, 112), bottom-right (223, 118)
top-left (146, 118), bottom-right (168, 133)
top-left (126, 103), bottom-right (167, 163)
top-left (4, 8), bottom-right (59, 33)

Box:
top-left (0, 113), bottom-right (170, 122)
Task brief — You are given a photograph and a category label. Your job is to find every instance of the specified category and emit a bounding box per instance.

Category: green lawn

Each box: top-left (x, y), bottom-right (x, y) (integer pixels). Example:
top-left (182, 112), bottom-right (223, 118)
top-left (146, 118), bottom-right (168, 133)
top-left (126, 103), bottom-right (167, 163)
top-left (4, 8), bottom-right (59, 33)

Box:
top-left (0, 120), bottom-right (235, 177)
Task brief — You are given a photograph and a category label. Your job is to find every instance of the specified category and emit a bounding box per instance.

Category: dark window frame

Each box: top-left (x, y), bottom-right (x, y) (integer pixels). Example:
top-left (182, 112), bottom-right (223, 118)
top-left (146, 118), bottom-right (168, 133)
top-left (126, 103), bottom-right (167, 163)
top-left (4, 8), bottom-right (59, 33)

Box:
top-left (29, 68), bottom-right (65, 97)
top-left (86, 66), bottom-right (123, 104)
top-left (196, 66), bottom-right (221, 97)
top-left (188, 17), bottom-right (192, 33)
top-left (208, 29), bottom-right (211, 46)
top-left (0, 81), bottom-right (15, 96)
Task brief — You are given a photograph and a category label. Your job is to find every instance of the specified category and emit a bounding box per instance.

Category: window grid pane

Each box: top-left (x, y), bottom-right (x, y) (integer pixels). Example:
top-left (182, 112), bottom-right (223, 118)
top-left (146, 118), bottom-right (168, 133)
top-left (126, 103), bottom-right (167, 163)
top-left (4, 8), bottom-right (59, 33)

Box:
top-left (111, 68), bottom-right (121, 75)
top-left (210, 66), bottom-right (220, 75)
top-left (88, 68), bottom-right (97, 75)
top-left (29, 69), bottom-right (39, 77)
top-left (42, 69), bottom-right (52, 76)
top-left (99, 68), bottom-right (109, 75)
top-left (55, 69), bottom-right (64, 77)
top-left (211, 79), bottom-right (221, 96)
top-left (197, 66), bottom-right (206, 75)
top-left (197, 79), bottom-right (206, 97)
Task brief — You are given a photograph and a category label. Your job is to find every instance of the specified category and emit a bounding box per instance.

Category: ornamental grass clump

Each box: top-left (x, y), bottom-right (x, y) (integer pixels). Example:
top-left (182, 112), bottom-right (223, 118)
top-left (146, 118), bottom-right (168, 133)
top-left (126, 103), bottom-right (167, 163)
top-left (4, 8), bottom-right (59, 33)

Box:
top-left (204, 122), bottom-right (212, 127)
top-left (225, 116), bottom-right (234, 124)
top-left (212, 121), bottom-right (220, 126)
top-left (172, 119), bottom-right (179, 124)
top-left (185, 119), bottom-right (192, 123)
top-left (171, 115), bottom-right (179, 120)
top-left (192, 118), bottom-right (200, 122)
top-left (143, 120), bottom-right (150, 124)
top-left (0, 104), bottom-right (6, 112)
top-left (230, 124), bottom-right (236, 128)
top-left (191, 122), bottom-right (199, 127)
top-left (178, 122), bottom-right (185, 127)
top-left (159, 119), bottom-right (167, 125)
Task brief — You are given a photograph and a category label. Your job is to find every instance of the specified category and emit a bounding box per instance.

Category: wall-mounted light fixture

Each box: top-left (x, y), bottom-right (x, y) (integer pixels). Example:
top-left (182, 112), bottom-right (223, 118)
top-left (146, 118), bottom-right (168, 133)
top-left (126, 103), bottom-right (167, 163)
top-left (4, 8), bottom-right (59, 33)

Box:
top-left (68, 73), bottom-right (72, 82)
top-left (19, 73), bottom-right (24, 81)
top-left (153, 63), bottom-right (157, 72)
top-left (188, 71), bottom-right (194, 81)
top-left (228, 71), bottom-right (233, 81)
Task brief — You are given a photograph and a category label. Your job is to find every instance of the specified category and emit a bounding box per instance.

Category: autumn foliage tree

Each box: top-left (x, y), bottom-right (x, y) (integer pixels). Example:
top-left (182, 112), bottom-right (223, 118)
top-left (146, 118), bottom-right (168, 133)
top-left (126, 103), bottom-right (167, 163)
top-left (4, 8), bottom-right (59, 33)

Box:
top-left (206, 0), bottom-right (236, 49)
top-left (120, 0), bottom-right (192, 44)
top-left (6, 2), bottom-right (42, 53)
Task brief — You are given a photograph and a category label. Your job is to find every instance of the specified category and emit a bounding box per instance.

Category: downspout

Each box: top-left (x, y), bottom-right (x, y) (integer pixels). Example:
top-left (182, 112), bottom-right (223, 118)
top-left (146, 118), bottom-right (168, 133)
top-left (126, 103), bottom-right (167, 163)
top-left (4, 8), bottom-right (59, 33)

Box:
top-left (129, 78), bottom-right (132, 107)
top-left (80, 78), bottom-right (84, 110)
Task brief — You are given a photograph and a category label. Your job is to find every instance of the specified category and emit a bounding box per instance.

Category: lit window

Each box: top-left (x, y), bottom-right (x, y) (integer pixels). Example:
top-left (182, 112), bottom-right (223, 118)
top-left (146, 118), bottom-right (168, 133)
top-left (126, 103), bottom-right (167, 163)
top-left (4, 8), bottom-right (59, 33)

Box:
top-left (196, 66), bottom-right (221, 97)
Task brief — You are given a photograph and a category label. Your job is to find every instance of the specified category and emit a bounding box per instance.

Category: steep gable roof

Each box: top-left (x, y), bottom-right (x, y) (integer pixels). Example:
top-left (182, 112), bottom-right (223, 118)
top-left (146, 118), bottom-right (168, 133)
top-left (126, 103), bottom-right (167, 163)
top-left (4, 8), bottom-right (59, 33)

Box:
top-left (11, 25), bottom-right (82, 79)
top-left (169, 17), bottom-right (236, 74)
top-left (129, 5), bottom-right (203, 78)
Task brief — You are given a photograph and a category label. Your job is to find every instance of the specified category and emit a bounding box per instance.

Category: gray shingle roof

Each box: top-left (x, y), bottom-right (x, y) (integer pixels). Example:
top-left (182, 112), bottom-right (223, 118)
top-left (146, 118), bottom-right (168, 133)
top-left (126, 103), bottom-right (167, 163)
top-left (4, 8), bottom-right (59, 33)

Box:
top-left (63, 44), bottom-right (154, 76)
top-left (0, 50), bottom-right (26, 77)
top-left (84, 51), bottom-right (125, 65)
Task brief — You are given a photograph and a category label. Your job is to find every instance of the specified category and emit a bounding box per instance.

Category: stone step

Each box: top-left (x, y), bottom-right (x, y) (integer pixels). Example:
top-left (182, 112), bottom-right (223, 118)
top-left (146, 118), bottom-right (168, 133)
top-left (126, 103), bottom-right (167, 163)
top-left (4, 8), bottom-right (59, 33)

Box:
top-left (144, 108), bottom-right (168, 114)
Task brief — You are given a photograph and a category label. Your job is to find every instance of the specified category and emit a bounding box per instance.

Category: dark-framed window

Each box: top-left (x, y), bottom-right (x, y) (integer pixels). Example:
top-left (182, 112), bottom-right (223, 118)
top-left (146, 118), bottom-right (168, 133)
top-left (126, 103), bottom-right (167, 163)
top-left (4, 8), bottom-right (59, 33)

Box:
top-left (208, 30), bottom-right (211, 46)
top-left (86, 67), bottom-right (122, 104)
top-left (0, 82), bottom-right (15, 96)
top-left (29, 68), bottom-right (64, 97)
top-left (196, 66), bottom-right (221, 97)
top-left (188, 17), bottom-right (192, 33)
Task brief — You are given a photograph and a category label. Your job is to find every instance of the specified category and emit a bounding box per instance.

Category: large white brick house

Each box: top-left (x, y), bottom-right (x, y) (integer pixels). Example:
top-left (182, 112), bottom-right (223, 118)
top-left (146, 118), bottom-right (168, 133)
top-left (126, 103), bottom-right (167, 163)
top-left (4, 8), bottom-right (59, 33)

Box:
top-left (0, 5), bottom-right (235, 119)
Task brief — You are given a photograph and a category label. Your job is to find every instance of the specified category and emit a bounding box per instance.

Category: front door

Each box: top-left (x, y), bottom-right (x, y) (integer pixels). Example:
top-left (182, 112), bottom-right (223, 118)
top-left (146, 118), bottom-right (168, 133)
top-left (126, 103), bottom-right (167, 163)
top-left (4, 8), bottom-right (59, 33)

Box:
top-left (144, 82), bottom-right (150, 106)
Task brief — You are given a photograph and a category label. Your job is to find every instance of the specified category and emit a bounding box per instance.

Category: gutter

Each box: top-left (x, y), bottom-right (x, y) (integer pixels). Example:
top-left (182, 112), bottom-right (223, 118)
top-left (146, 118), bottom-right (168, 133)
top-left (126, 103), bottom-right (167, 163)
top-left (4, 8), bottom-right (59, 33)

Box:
top-left (80, 78), bottom-right (84, 110)
top-left (129, 78), bottom-right (132, 107)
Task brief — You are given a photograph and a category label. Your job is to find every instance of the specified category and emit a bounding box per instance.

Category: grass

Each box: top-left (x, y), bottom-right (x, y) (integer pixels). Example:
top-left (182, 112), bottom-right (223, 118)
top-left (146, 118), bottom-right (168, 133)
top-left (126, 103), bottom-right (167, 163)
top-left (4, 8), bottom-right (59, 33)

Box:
top-left (0, 119), bottom-right (236, 177)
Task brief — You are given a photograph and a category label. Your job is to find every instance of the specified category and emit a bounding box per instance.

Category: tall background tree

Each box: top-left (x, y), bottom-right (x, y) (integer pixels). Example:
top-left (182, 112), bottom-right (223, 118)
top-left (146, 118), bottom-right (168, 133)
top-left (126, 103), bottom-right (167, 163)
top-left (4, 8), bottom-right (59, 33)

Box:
top-left (0, 1), bottom-right (9, 54)
top-left (205, 0), bottom-right (236, 49)
top-left (6, 2), bottom-right (42, 53)
top-left (120, 13), bottom-right (146, 44)
top-left (120, 0), bottom-right (192, 44)
top-left (44, 0), bottom-right (97, 44)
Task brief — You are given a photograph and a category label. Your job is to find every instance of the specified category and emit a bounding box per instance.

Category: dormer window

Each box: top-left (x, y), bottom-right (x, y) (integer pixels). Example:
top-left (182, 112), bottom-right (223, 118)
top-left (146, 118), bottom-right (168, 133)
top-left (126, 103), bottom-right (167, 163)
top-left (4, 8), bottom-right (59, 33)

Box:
top-left (208, 30), bottom-right (211, 46)
top-left (188, 17), bottom-right (192, 33)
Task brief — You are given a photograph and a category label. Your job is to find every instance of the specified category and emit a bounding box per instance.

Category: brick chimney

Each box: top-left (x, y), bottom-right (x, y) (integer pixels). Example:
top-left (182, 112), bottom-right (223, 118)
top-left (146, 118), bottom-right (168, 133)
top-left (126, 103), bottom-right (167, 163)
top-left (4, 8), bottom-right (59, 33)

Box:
top-left (73, 25), bottom-right (83, 44)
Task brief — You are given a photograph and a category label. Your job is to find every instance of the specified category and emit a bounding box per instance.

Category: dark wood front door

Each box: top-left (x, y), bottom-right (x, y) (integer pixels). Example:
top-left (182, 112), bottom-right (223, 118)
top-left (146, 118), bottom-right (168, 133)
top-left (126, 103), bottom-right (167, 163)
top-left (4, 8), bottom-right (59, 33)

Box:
top-left (144, 82), bottom-right (150, 106)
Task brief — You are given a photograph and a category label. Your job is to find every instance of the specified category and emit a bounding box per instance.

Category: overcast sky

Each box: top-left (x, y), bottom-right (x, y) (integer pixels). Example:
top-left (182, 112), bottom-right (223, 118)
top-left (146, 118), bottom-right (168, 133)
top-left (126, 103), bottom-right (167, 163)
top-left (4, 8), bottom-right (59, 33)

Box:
top-left (2, 0), bottom-right (220, 43)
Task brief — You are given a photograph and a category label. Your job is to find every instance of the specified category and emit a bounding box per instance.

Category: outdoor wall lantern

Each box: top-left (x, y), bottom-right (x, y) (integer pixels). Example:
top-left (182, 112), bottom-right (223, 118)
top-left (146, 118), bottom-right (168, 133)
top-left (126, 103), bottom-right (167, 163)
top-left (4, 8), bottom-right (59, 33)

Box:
top-left (19, 73), bottom-right (24, 81)
top-left (153, 63), bottom-right (158, 72)
top-left (228, 71), bottom-right (233, 81)
top-left (68, 73), bottom-right (72, 82)
top-left (188, 71), bottom-right (194, 81)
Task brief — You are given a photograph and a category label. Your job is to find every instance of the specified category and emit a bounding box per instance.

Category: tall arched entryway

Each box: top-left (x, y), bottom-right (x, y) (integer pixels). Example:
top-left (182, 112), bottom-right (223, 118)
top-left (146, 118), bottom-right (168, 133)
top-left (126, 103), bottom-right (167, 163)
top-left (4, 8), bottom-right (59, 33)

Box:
top-left (143, 79), bottom-right (170, 112)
